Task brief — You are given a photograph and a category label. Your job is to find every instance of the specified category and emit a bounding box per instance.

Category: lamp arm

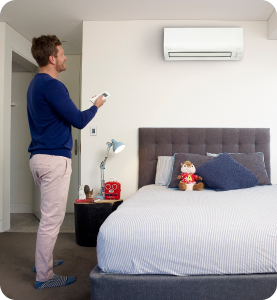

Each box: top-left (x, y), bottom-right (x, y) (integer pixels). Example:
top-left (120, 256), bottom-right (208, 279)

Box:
top-left (98, 142), bottom-right (113, 198)
top-left (100, 142), bottom-right (112, 169)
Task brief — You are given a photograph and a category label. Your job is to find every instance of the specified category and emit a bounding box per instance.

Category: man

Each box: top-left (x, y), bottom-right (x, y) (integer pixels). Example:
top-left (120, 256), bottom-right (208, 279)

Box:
top-left (27, 35), bottom-right (105, 289)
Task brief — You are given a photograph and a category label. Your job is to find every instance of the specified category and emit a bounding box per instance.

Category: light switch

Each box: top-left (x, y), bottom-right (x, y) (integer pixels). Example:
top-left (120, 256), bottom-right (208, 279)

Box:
top-left (90, 126), bottom-right (97, 136)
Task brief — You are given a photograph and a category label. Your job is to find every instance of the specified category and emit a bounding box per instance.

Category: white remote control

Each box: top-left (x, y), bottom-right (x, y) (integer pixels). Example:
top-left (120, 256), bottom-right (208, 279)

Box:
top-left (90, 92), bottom-right (110, 105)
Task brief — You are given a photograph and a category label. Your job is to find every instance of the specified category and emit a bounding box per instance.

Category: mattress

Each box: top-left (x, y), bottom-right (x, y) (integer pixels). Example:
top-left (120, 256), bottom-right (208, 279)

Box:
top-left (97, 185), bottom-right (277, 276)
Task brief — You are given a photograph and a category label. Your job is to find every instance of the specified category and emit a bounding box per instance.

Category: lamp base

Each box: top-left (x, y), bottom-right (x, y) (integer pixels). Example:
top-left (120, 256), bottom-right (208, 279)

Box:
top-left (95, 187), bottom-right (105, 200)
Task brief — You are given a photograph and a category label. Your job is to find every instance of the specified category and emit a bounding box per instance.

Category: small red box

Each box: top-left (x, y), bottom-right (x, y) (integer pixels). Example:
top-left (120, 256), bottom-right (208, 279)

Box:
top-left (105, 179), bottom-right (121, 200)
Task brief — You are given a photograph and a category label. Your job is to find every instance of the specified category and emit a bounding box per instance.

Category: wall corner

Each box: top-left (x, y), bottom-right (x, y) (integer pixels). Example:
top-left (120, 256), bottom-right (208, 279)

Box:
top-left (267, 9), bottom-right (277, 39)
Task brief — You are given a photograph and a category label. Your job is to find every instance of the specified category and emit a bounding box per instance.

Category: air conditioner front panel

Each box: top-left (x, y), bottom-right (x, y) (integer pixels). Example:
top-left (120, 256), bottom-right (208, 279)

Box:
top-left (164, 28), bottom-right (243, 61)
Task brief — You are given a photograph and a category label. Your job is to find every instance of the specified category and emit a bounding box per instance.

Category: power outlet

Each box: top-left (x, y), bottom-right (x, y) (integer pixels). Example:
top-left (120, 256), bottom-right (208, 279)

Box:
top-left (90, 126), bottom-right (97, 136)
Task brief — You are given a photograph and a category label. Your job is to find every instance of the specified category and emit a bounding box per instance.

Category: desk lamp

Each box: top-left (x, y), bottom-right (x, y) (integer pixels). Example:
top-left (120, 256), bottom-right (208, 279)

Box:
top-left (95, 139), bottom-right (125, 199)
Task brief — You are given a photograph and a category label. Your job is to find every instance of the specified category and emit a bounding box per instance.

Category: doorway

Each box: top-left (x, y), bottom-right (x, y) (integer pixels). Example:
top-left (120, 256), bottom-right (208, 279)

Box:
top-left (11, 51), bottom-right (38, 217)
top-left (10, 52), bottom-right (81, 222)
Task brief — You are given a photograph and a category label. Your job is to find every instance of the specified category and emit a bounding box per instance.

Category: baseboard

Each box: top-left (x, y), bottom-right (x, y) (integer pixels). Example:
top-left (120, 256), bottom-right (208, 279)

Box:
top-left (0, 217), bottom-right (10, 232)
top-left (10, 203), bottom-right (33, 213)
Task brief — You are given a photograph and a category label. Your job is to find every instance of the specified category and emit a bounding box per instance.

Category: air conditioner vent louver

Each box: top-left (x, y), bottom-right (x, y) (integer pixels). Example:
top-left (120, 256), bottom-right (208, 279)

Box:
top-left (164, 28), bottom-right (243, 61)
top-left (169, 52), bottom-right (232, 58)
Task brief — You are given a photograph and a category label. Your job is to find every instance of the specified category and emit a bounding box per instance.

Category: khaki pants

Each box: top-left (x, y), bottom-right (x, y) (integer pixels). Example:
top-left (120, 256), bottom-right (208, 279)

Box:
top-left (29, 154), bottom-right (72, 282)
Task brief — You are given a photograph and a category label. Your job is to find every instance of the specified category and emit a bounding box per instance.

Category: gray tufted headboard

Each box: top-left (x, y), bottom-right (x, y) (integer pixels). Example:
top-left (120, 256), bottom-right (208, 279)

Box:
top-left (138, 128), bottom-right (270, 189)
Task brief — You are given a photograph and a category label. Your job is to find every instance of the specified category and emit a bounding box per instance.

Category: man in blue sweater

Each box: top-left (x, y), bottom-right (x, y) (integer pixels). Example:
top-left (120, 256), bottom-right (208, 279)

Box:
top-left (27, 35), bottom-right (105, 289)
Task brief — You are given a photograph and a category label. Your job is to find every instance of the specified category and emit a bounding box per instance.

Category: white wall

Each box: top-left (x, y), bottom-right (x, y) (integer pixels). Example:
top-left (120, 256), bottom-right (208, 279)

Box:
top-left (0, 22), bottom-right (37, 231)
top-left (81, 20), bottom-right (277, 200)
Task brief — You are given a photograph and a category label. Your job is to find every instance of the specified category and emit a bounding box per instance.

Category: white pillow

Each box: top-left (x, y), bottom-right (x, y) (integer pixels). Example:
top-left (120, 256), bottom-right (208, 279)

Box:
top-left (155, 156), bottom-right (174, 186)
top-left (206, 152), bottom-right (219, 157)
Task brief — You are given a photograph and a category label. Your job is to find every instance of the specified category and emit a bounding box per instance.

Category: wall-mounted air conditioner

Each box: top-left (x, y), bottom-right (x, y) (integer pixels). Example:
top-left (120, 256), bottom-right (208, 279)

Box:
top-left (164, 28), bottom-right (243, 61)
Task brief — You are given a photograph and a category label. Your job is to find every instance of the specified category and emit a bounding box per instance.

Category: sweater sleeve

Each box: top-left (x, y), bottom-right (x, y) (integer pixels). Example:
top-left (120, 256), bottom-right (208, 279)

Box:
top-left (44, 79), bottom-right (97, 129)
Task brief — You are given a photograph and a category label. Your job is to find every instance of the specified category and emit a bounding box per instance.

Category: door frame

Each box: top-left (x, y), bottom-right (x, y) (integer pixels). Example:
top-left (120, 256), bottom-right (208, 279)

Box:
top-left (1, 23), bottom-right (37, 232)
top-left (0, 42), bottom-right (37, 232)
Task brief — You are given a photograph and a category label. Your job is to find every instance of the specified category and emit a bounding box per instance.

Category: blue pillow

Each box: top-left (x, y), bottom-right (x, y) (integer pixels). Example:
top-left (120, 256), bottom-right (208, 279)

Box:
top-left (196, 153), bottom-right (259, 191)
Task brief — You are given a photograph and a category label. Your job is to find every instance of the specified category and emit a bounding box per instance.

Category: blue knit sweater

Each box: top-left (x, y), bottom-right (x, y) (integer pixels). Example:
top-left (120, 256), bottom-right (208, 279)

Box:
top-left (27, 73), bottom-right (97, 158)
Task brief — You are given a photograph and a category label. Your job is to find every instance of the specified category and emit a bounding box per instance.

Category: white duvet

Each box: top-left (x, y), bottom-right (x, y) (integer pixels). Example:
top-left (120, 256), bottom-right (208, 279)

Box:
top-left (97, 185), bottom-right (277, 276)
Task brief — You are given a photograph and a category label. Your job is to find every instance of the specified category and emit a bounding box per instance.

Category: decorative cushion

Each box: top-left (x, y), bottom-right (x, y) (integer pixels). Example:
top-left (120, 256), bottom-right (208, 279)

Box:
top-left (197, 153), bottom-right (259, 191)
top-left (155, 156), bottom-right (174, 186)
top-left (207, 152), bottom-right (270, 185)
top-left (167, 153), bottom-right (213, 189)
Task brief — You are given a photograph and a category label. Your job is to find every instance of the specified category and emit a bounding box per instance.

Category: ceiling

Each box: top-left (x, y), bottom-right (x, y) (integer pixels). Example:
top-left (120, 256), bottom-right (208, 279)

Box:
top-left (0, 0), bottom-right (275, 54)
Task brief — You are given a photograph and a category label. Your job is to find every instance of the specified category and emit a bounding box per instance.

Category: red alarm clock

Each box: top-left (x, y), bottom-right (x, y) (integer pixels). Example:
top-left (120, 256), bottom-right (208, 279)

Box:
top-left (104, 177), bottom-right (121, 200)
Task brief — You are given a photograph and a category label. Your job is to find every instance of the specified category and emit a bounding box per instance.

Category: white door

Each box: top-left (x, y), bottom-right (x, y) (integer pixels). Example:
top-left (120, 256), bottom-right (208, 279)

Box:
top-left (54, 56), bottom-right (81, 213)
top-left (32, 56), bottom-right (81, 218)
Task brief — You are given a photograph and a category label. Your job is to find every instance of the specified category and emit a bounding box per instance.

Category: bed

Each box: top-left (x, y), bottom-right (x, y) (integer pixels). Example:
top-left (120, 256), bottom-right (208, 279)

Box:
top-left (90, 128), bottom-right (277, 300)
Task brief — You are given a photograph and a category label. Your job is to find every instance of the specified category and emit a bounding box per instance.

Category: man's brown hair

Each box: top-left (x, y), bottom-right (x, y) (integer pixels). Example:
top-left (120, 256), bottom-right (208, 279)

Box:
top-left (31, 35), bottom-right (62, 67)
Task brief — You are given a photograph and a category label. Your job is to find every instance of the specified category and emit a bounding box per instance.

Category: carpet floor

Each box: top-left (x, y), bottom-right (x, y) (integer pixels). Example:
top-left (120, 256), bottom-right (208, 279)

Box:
top-left (0, 232), bottom-right (97, 300)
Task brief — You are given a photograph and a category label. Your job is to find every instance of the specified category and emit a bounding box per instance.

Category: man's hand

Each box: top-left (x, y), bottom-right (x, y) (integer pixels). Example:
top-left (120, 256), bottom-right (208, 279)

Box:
top-left (94, 95), bottom-right (106, 109)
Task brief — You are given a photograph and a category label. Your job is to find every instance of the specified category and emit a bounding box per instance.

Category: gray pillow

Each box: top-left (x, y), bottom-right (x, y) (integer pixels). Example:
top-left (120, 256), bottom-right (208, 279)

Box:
top-left (206, 152), bottom-right (270, 185)
top-left (168, 153), bottom-right (214, 189)
top-left (155, 156), bottom-right (174, 186)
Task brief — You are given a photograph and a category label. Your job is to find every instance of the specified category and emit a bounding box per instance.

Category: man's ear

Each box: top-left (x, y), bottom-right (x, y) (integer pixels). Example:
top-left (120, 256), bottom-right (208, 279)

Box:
top-left (49, 55), bottom-right (55, 65)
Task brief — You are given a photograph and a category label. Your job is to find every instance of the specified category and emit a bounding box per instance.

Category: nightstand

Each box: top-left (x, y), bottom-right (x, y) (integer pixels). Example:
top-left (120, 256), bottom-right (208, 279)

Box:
top-left (74, 199), bottom-right (123, 247)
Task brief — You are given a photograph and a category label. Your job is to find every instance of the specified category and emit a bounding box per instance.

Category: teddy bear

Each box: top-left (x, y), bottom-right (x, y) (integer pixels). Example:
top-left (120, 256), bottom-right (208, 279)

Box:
top-left (177, 160), bottom-right (204, 191)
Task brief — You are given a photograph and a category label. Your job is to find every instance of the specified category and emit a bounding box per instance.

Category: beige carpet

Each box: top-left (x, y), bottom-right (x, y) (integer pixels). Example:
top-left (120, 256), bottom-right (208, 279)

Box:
top-left (0, 232), bottom-right (97, 300)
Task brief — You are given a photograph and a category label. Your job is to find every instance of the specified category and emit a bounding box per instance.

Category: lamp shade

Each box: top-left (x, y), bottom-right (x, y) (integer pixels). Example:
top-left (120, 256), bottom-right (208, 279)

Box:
top-left (111, 139), bottom-right (125, 153)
